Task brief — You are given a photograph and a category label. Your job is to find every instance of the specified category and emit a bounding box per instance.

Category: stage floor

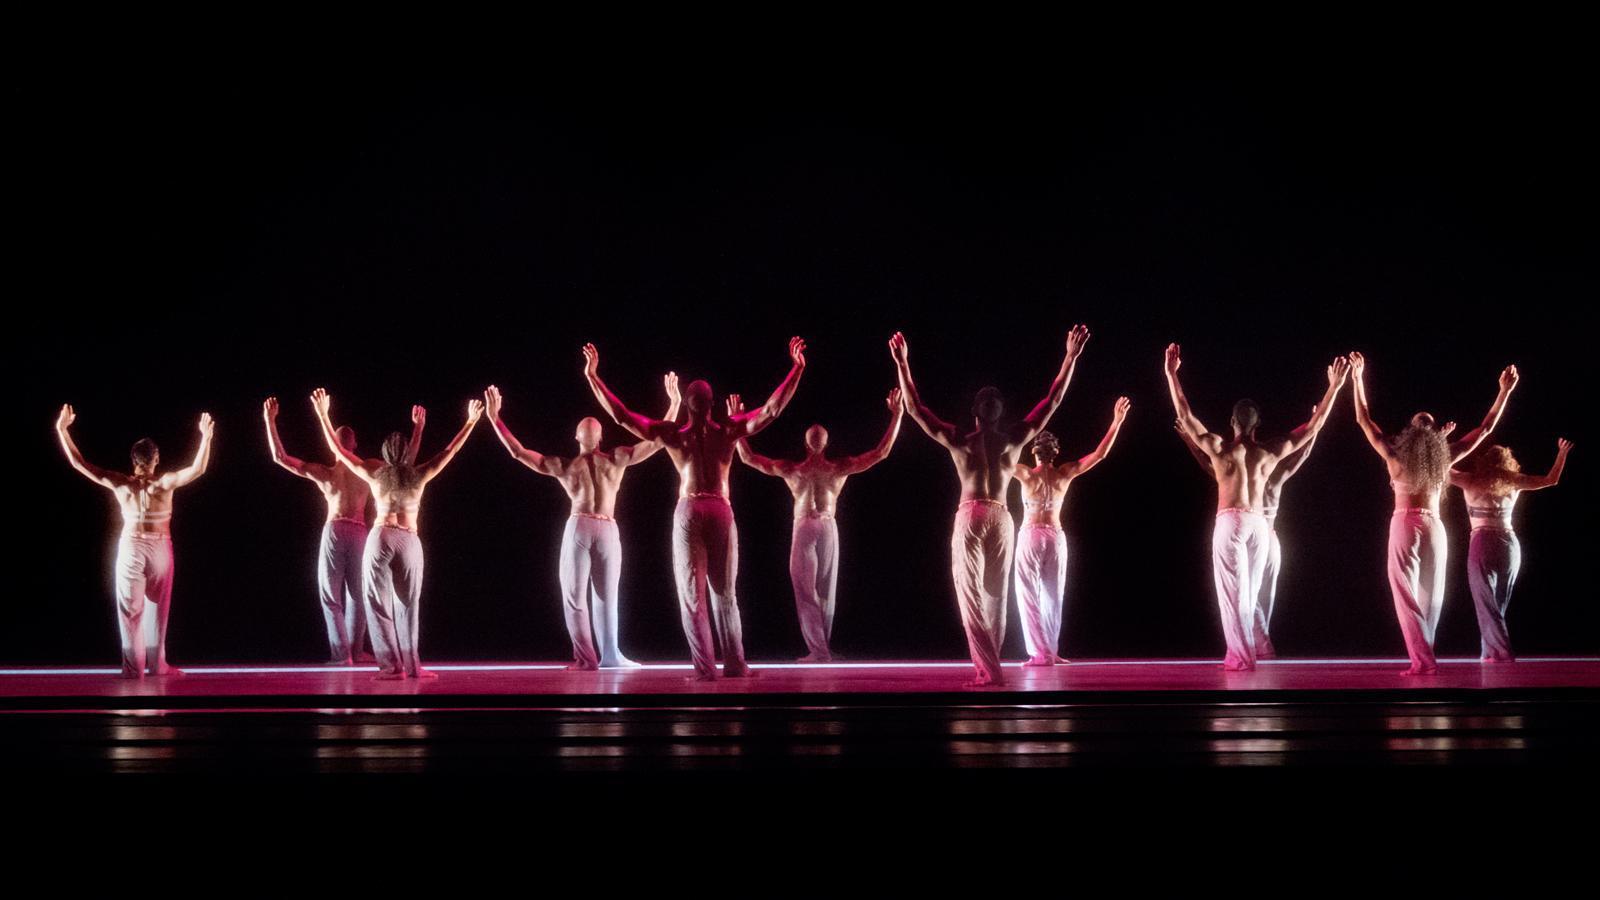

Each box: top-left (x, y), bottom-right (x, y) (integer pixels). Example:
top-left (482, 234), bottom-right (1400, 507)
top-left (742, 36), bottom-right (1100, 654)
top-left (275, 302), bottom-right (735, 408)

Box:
top-left (2, 657), bottom-right (1596, 708)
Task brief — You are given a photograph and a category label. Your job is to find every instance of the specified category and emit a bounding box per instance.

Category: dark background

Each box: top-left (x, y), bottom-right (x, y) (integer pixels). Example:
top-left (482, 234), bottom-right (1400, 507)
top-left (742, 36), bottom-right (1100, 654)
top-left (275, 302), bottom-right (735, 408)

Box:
top-left (11, 41), bottom-right (1595, 666)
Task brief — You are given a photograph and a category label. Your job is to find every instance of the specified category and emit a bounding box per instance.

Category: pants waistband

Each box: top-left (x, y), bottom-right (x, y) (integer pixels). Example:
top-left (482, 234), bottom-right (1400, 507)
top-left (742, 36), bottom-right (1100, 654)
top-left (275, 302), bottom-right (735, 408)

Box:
top-left (1393, 508), bottom-right (1438, 517)
top-left (1021, 522), bottom-right (1063, 531)
top-left (796, 511), bottom-right (834, 520)
top-left (330, 516), bottom-right (367, 527)
top-left (571, 511), bottom-right (616, 522)
top-left (380, 523), bottom-right (419, 534)
top-left (958, 498), bottom-right (1005, 509)
top-left (1471, 523), bottom-right (1515, 533)
top-left (683, 492), bottom-right (730, 504)
top-left (120, 532), bottom-right (171, 541)
top-left (1216, 507), bottom-right (1266, 518)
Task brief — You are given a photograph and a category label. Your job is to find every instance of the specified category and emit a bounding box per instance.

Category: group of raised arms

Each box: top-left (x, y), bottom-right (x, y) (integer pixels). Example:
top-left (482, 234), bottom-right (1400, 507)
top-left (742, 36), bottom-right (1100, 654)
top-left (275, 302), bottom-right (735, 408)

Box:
top-left (55, 329), bottom-right (1572, 684)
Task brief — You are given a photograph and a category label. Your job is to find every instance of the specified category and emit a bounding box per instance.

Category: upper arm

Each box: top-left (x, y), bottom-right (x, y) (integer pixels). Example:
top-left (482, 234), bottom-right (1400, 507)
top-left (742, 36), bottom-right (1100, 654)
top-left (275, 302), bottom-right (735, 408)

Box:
top-left (1448, 469), bottom-right (1471, 488)
top-left (1513, 473), bottom-right (1555, 492)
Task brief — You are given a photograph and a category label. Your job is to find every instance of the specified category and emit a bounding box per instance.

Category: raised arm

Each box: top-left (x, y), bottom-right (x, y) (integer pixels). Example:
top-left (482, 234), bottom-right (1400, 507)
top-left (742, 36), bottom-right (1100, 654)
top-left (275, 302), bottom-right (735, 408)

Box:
top-left (727, 337), bottom-right (807, 438)
top-left (263, 397), bottom-right (330, 481)
top-left (1346, 352), bottom-right (1392, 460)
top-left (841, 387), bottom-right (906, 475)
top-left (417, 399), bottom-right (485, 483)
top-left (620, 372), bottom-right (684, 467)
top-left (1272, 357), bottom-right (1351, 457)
top-left (54, 405), bottom-right (127, 490)
top-left (1065, 396), bottom-right (1131, 478)
top-left (404, 405), bottom-right (426, 466)
top-left (583, 343), bottom-right (672, 441)
top-left (888, 332), bottom-right (962, 448)
top-left (482, 385), bottom-right (567, 477)
top-left (163, 413), bottom-right (216, 488)
top-left (1014, 324), bottom-right (1090, 446)
top-left (1269, 405), bottom-right (1322, 486)
top-left (725, 396), bottom-right (789, 477)
top-left (1164, 343), bottom-right (1223, 454)
top-left (1516, 438), bottom-right (1572, 491)
top-left (1450, 365), bottom-right (1520, 463)
top-left (311, 388), bottom-right (378, 482)
top-left (1175, 420), bottom-right (1214, 474)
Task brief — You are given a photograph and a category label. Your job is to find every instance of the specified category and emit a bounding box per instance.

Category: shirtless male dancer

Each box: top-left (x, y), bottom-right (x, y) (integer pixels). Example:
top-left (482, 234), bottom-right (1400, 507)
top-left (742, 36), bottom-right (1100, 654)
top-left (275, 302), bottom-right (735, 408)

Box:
top-left (311, 388), bottom-right (482, 680)
top-left (56, 404), bottom-right (215, 678)
top-left (1012, 396), bottom-right (1131, 667)
top-left (1348, 352), bottom-right (1518, 674)
top-left (264, 397), bottom-right (423, 664)
top-left (889, 325), bottom-right (1090, 687)
top-left (732, 387), bottom-right (904, 662)
top-left (1164, 344), bottom-right (1349, 671)
top-left (1177, 405), bottom-right (1321, 659)
top-left (483, 375), bottom-right (681, 670)
top-left (583, 337), bottom-right (807, 680)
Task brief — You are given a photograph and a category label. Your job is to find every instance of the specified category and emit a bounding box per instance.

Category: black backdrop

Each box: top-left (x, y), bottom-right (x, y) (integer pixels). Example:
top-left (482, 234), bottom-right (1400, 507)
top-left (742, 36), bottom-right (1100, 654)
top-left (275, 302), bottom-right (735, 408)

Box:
top-left (11, 47), bottom-right (1595, 666)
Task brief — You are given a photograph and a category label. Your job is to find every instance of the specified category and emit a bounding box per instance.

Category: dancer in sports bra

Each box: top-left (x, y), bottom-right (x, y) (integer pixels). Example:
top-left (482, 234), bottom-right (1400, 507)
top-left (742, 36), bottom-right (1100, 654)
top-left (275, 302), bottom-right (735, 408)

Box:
top-left (1448, 438), bottom-right (1570, 662)
top-left (1165, 345), bottom-right (1349, 671)
top-left (732, 387), bottom-right (904, 662)
top-left (583, 337), bottom-right (807, 680)
top-left (264, 396), bottom-right (423, 665)
top-left (890, 325), bottom-right (1091, 686)
top-left (55, 404), bottom-right (215, 678)
top-left (1348, 352), bottom-right (1518, 674)
top-left (1177, 405), bottom-right (1322, 659)
top-left (1012, 396), bottom-right (1131, 667)
top-left (310, 388), bottom-right (482, 680)
top-left (483, 375), bottom-right (681, 670)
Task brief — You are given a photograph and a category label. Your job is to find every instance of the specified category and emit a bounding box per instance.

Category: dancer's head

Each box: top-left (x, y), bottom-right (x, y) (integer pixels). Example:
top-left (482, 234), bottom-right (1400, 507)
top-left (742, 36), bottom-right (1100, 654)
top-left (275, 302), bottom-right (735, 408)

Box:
top-left (973, 387), bottom-right (1004, 426)
top-left (335, 425), bottom-right (357, 453)
top-left (684, 379), bottom-right (713, 418)
top-left (1031, 430), bottom-right (1060, 465)
top-left (130, 438), bottom-right (159, 474)
top-left (1394, 419), bottom-right (1451, 490)
top-left (380, 431), bottom-right (409, 467)
top-left (1470, 444), bottom-right (1522, 497)
top-left (1230, 400), bottom-right (1261, 437)
top-left (805, 424), bottom-right (829, 453)
top-left (575, 417), bottom-right (603, 452)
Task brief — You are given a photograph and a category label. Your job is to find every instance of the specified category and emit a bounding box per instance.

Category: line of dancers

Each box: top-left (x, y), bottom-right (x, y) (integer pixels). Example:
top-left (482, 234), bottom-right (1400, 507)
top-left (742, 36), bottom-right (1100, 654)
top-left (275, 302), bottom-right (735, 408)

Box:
top-left (54, 330), bottom-right (1572, 683)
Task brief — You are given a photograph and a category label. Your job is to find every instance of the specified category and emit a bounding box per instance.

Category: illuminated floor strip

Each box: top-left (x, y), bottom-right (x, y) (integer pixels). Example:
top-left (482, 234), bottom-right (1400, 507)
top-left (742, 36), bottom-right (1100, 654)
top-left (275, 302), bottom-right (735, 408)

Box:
top-left (2, 657), bottom-right (1596, 677)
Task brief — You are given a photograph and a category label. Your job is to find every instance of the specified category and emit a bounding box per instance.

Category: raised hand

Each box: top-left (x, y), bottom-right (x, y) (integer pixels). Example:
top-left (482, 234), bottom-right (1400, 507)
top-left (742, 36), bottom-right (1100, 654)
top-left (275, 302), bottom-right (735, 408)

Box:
top-left (466, 398), bottom-right (485, 425)
top-left (311, 388), bottom-right (332, 418)
top-left (1439, 421), bottom-right (1458, 438)
top-left (888, 332), bottom-right (909, 363)
top-left (198, 412), bottom-right (216, 438)
top-left (1066, 324), bottom-right (1091, 359)
top-left (484, 385), bottom-right (503, 422)
top-left (1164, 343), bottom-right (1182, 374)
top-left (1557, 437), bottom-right (1574, 455)
top-left (665, 371), bottom-right (681, 404)
top-left (263, 397), bottom-right (279, 420)
top-left (887, 387), bottom-right (903, 413)
top-left (726, 394), bottom-right (745, 418)
top-left (56, 403), bottom-right (76, 430)
top-left (582, 343), bottom-right (600, 378)
top-left (1327, 355), bottom-right (1352, 387)
top-left (412, 404), bottom-right (427, 427)
top-left (1498, 365), bottom-right (1520, 394)
top-left (1347, 351), bottom-right (1366, 378)
top-left (789, 336), bottom-right (807, 367)
top-left (1112, 396), bottom-right (1132, 422)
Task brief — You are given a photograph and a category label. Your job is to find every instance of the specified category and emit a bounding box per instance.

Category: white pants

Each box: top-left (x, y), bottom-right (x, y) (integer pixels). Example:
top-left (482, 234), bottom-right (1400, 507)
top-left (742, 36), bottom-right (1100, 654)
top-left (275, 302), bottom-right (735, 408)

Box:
top-left (318, 518), bottom-right (368, 663)
top-left (1251, 524), bottom-right (1283, 656)
top-left (951, 501), bottom-right (1014, 684)
top-left (1388, 509), bottom-right (1448, 670)
top-left (363, 525), bottom-right (425, 677)
top-left (1014, 524), bottom-right (1068, 662)
top-left (559, 514), bottom-right (630, 668)
top-left (1212, 509), bottom-right (1270, 669)
top-left (113, 534), bottom-right (173, 676)
top-left (672, 496), bottom-right (745, 676)
top-left (790, 515), bottom-right (840, 659)
top-left (1467, 527), bottom-right (1520, 662)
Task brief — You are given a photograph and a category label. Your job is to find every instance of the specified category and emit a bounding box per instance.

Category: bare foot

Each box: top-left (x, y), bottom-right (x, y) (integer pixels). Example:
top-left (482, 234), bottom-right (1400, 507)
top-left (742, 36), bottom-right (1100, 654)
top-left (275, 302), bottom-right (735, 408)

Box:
top-left (600, 657), bottom-right (643, 669)
top-left (119, 669), bottom-right (145, 681)
top-left (796, 653), bottom-right (832, 663)
top-left (1256, 648), bottom-right (1277, 661)
top-left (374, 671), bottom-right (407, 681)
top-left (152, 663), bottom-right (184, 677)
top-left (963, 677), bottom-right (1005, 688)
top-left (1481, 656), bottom-right (1515, 664)
top-left (328, 657), bottom-right (354, 667)
top-left (565, 661), bottom-right (599, 671)
top-left (723, 664), bottom-right (759, 678)
top-left (685, 671), bottom-right (718, 683)
top-left (1399, 665), bottom-right (1438, 676)
top-left (1221, 662), bottom-right (1256, 672)
top-left (354, 651), bottom-right (378, 664)
top-left (413, 668), bottom-right (440, 680)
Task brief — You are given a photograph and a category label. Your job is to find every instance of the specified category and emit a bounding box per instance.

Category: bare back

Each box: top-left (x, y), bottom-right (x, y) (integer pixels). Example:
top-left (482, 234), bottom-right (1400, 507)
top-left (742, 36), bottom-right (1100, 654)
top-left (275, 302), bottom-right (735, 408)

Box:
top-left (950, 428), bottom-right (1025, 504)
top-left (305, 461), bottom-right (372, 523)
top-left (1015, 464), bottom-right (1072, 527)
top-left (662, 420), bottom-right (740, 498)
top-left (113, 475), bottom-right (178, 536)
top-left (371, 465), bottom-right (427, 531)
top-left (1208, 439), bottom-right (1282, 512)
top-left (776, 458), bottom-right (854, 517)
top-left (556, 450), bottom-right (636, 517)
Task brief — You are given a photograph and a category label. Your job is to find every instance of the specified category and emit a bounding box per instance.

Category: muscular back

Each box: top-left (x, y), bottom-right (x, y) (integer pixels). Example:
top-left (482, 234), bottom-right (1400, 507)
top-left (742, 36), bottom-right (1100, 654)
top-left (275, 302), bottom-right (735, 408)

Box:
top-left (1209, 439), bottom-right (1281, 512)
top-left (556, 450), bottom-right (636, 517)
top-left (949, 428), bottom-right (1025, 503)
top-left (777, 459), bottom-right (852, 517)
top-left (663, 420), bottom-right (739, 497)
top-left (304, 461), bottom-right (371, 522)
top-left (113, 476), bottom-right (178, 535)
top-left (371, 464), bottom-right (426, 530)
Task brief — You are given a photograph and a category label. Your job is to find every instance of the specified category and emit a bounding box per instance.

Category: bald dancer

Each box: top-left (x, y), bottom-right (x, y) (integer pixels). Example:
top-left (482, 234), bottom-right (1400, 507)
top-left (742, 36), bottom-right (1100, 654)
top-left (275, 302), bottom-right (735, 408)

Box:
top-left (1177, 405), bottom-right (1321, 659)
top-left (733, 387), bottom-right (904, 662)
top-left (264, 397), bottom-right (423, 665)
top-left (55, 404), bottom-right (215, 678)
top-left (890, 326), bottom-right (1091, 687)
top-left (1165, 344), bottom-right (1350, 671)
top-left (584, 337), bottom-right (807, 680)
top-left (483, 375), bottom-right (682, 670)
top-left (1012, 396), bottom-right (1131, 667)
top-left (312, 388), bottom-right (482, 680)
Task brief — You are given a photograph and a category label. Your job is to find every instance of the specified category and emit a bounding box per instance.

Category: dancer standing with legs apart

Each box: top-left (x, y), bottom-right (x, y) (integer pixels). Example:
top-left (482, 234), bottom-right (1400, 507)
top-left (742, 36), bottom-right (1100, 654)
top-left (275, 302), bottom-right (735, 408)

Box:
top-left (1348, 352), bottom-right (1518, 675)
top-left (311, 388), bottom-right (482, 680)
top-left (55, 405), bottom-right (214, 679)
top-left (1449, 439), bottom-right (1570, 663)
top-left (1013, 396), bottom-right (1131, 667)
top-left (733, 387), bottom-right (905, 662)
top-left (1177, 405), bottom-right (1322, 659)
top-left (482, 376), bottom-right (682, 670)
top-left (264, 397), bottom-right (423, 665)
top-left (1165, 345), bottom-right (1349, 671)
top-left (890, 326), bottom-right (1090, 687)
top-left (584, 338), bottom-right (807, 680)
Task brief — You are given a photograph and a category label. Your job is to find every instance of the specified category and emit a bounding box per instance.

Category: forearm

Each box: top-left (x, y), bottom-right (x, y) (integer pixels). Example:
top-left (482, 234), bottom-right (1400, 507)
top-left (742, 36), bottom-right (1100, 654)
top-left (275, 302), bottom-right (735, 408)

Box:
top-left (1166, 372), bottom-right (1204, 434)
top-left (57, 427), bottom-right (97, 478)
top-left (1024, 353), bottom-right (1078, 427)
top-left (587, 373), bottom-right (650, 436)
top-left (756, 362), bottom-right (805, 423)
top-left (317, 412), bottom-right (363, 470)
top-left (490, 417), bottom-right (530, 460)
top-left (404, 418), bottom-right (424, 466)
